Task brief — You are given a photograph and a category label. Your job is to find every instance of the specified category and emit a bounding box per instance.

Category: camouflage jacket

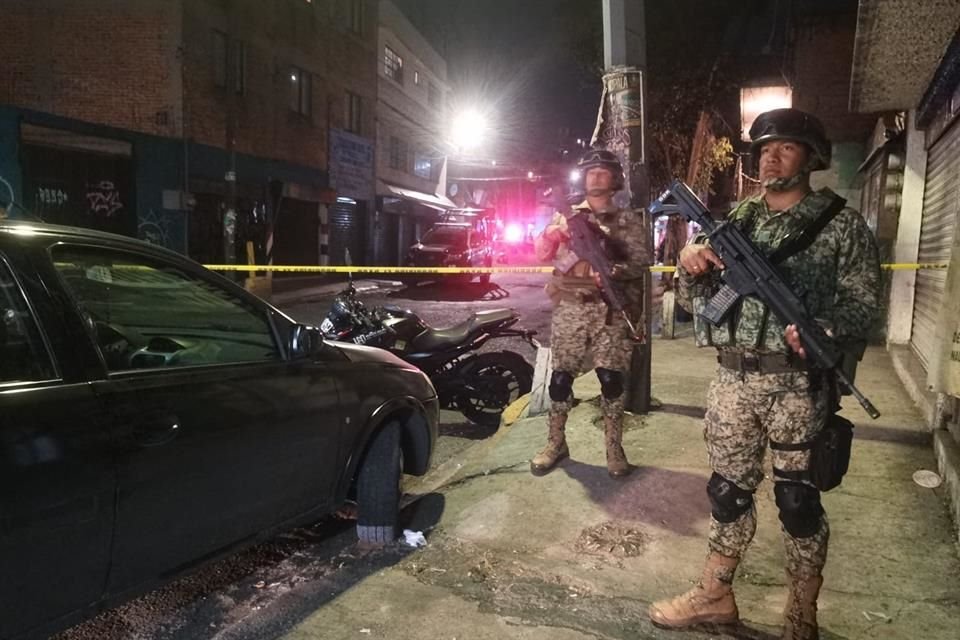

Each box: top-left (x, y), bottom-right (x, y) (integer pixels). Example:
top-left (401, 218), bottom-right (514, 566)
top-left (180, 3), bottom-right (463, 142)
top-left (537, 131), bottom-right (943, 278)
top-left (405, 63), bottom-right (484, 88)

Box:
top-left (535, 201), bottom-right (650, 308)
top-left (676, 188), bottom-right (881, 354)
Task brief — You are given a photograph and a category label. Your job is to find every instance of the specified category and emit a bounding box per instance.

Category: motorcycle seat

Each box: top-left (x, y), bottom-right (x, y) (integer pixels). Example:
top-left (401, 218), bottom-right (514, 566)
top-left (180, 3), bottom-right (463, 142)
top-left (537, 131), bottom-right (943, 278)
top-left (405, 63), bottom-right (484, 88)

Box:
top-left (411, 309), bottom-right (516, 351)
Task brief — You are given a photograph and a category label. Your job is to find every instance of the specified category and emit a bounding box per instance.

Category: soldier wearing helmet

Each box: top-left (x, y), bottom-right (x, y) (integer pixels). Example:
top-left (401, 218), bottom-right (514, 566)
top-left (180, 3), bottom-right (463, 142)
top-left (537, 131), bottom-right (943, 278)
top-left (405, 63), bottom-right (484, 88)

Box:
top-left (532, 148), bottom-right (650, 479)
top-left (649, 108), bottom-right (881, 640)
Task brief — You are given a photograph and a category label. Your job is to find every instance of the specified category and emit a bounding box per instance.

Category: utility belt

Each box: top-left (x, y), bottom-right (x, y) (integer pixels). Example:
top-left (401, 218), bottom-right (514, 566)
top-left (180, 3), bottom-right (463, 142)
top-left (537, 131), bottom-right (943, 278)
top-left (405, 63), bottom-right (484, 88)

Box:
top-left (716, 348), bottom-right (854, 492)
top-left (716, 349), bottom-right (808, 374)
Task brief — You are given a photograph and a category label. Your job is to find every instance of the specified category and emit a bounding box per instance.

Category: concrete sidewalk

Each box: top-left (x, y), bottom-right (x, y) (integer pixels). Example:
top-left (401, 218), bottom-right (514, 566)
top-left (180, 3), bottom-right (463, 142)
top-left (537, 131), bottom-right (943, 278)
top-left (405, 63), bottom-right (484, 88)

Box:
top-left (284, 337), bottom-right (960, 640)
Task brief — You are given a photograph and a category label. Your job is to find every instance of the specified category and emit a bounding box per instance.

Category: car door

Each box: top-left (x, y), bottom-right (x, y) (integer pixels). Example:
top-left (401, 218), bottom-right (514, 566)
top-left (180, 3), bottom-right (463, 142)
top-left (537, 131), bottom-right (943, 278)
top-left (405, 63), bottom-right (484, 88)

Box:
top-left (49, 243), bottom-right (342, 595)
top-left (0, 252), bottom-right (115, 639)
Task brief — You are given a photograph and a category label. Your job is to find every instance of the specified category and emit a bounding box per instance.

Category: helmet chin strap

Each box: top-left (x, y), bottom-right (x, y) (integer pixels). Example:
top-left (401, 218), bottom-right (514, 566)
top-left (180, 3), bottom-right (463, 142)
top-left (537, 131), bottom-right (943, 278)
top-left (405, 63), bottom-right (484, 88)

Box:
top-left (762, 157), bottom-right (817, 192)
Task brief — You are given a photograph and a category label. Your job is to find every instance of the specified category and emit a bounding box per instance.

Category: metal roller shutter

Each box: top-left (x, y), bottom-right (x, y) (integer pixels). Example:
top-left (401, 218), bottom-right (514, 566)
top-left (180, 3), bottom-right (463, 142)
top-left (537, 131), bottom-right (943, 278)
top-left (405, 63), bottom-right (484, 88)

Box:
top-left (912, 119), bottom-right (960, 369)
top-left (329, 200), bottom-right (365, 266)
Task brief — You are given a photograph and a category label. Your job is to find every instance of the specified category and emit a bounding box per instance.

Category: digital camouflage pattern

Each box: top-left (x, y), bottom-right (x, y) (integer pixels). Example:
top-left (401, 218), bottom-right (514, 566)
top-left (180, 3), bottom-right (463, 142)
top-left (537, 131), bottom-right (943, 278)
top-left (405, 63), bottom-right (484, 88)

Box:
top-left (549, 299), bottom-right (633, 420)
top-left (536, 201), bottom-right (649, 313)
top-left (675, 187), bottom-right (881, 354)
top-left (672, 187), bottom-right (880, 580)
top-left (705, 367), bottom-right (831, 574)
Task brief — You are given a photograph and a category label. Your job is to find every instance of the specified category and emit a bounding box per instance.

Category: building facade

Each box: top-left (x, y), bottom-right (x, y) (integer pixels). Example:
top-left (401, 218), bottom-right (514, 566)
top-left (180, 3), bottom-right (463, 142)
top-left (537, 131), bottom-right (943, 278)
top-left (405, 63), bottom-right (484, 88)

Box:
top-left (0, 0), bottom-right (378, 269)
top-left (374, 0), bottom-right (453, 266)
top-left (848, 0), bottom-right (960, 538)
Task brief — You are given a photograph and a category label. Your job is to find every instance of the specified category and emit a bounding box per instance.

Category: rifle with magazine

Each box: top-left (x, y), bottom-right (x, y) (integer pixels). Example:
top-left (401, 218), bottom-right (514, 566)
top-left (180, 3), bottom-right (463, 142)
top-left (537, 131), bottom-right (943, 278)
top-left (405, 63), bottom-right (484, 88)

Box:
top-left (563, 211), bottom-right (644, 343)
top-left (649, 179), bottom-right (880, 420)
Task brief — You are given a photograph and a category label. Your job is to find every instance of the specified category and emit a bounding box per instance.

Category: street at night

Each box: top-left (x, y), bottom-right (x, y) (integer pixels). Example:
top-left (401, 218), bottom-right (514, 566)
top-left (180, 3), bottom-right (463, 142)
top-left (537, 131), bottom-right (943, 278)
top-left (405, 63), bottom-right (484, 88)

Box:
top-left (4, 0), bottom-right (960, 639)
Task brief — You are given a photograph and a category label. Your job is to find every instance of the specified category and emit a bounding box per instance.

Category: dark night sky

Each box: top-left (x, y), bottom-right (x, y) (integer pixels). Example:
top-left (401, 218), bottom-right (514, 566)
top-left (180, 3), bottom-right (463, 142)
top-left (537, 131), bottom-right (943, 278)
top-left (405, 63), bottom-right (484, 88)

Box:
top-left (393, 0), bottom-right (602, 165)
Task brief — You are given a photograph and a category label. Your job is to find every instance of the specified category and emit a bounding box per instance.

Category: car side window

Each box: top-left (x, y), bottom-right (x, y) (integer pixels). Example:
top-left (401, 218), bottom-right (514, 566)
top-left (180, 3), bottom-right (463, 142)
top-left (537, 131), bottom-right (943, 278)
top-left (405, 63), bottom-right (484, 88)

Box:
top-left (0, 257), bottom-right (56, 383)
top-left (52, 246), bottom-right (280, 372)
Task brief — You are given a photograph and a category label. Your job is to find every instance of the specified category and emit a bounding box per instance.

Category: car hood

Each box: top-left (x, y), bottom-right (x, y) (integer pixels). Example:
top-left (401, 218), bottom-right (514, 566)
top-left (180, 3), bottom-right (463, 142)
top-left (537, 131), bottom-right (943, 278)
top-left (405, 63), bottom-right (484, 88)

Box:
top-left (411, 244), bottom-right (458, 253)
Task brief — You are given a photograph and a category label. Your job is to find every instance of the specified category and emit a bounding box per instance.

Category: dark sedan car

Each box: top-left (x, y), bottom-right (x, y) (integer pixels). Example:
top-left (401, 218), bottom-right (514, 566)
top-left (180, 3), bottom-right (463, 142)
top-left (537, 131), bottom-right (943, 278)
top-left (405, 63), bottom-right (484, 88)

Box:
top-left (0, 221), bottom-right (438, 640)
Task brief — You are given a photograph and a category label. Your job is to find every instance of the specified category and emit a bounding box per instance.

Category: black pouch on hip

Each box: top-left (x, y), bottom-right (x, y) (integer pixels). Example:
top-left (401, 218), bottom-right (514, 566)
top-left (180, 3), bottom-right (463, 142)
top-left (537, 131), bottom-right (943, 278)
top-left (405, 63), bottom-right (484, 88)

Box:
top-left (809, 414), bottom-right (854, 491)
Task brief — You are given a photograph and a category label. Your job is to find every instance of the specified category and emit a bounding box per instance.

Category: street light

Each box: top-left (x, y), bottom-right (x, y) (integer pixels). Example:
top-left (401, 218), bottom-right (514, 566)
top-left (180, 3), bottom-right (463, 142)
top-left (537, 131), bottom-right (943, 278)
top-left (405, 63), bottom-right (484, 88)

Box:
top-left (450, 108), bottom-right (491, 154)
top-left (569, 169), bottom-right (581, 182)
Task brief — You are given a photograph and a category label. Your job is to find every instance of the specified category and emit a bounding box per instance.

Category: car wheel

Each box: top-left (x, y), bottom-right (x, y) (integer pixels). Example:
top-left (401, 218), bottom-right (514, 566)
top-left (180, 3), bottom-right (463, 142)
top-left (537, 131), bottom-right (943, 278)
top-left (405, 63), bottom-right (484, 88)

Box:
top-left (355, 420), bottom-right (402, 545)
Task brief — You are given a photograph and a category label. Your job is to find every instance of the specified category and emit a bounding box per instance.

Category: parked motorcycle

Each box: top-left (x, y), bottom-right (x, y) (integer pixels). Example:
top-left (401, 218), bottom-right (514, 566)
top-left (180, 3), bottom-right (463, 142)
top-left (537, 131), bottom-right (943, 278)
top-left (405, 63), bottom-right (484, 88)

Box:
top-left (320, 283), bottom-right (538, 426)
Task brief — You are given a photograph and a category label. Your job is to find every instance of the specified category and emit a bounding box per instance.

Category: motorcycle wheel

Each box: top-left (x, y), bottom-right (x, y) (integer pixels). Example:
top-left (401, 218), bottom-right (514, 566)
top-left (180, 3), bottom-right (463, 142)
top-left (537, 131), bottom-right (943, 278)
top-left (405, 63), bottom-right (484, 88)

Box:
top-left (457, 351), bottom-right (533, 427)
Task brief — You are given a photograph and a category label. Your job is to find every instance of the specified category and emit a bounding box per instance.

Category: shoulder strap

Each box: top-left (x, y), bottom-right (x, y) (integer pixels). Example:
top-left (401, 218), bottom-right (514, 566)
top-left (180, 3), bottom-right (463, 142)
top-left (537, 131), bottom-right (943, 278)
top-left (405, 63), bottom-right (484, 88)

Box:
top-left (768, 195), bottom-right (846, 265)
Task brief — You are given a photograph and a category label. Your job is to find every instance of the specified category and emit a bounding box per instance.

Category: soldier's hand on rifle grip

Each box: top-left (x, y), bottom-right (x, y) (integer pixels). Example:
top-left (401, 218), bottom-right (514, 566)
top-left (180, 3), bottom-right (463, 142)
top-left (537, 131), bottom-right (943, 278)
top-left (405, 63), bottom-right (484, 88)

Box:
top-left (544, 217), bottom-right (570, 242)
top-left (784, 324), bottom-right (807, 359)
top-left (679, 244), bottom-right (725, 275)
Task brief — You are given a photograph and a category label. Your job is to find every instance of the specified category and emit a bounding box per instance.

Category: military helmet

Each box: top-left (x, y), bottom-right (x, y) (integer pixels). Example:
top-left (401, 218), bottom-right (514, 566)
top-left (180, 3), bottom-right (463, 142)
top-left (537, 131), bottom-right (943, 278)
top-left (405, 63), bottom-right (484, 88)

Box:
top-left (576, 148), bottom-right (625, 190)
top-left (749, 108), bottom-right (831, 171)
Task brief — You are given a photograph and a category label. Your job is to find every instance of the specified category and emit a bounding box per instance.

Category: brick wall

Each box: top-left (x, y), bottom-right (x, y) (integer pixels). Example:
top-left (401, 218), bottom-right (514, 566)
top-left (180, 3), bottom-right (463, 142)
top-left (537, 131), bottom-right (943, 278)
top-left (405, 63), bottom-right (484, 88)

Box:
top-left (183, 0), bottom-right (377, 173)
top-left (0, 0), bottom-right (379, 174)
top-left (791, 14), bottom-right (875, 144)
top-left (0, 0), bottom-right (183, 138)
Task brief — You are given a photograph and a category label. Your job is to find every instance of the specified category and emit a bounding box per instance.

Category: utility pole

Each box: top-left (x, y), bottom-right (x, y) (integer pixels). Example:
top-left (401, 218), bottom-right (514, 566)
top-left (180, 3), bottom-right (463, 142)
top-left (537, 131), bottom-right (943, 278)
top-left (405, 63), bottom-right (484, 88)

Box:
top-left (223, 0), bottom-right (238, 273)
top-left (596, 0), bottom-right (653, 413)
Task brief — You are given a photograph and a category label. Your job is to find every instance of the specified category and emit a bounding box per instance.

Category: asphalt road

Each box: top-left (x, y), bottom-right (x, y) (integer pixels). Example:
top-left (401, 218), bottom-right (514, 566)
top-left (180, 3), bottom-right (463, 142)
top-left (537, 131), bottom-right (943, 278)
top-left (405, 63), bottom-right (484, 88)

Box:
top-left (54, 272), bottom-right (552, 640)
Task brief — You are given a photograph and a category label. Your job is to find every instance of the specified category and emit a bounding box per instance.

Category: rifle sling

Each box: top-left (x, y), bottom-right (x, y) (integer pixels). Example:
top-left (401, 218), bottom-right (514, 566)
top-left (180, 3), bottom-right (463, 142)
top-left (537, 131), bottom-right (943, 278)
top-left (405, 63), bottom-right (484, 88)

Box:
top-left (767, 195), bottom-right (846, 265)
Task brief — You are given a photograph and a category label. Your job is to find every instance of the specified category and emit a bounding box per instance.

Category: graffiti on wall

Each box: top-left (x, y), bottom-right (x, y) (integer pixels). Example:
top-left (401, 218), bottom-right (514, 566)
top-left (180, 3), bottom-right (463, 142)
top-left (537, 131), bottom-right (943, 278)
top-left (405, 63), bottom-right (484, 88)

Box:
top-left (85, 180), bottom-right (124, 217)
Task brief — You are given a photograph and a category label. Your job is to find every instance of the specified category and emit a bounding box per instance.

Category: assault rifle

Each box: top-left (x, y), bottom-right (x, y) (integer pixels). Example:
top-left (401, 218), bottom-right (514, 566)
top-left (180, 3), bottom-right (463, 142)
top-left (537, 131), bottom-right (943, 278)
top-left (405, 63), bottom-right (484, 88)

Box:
top-left (563, 212), bottom-right (644, 342)
top-left (649, 179), bottom-right (880, 419)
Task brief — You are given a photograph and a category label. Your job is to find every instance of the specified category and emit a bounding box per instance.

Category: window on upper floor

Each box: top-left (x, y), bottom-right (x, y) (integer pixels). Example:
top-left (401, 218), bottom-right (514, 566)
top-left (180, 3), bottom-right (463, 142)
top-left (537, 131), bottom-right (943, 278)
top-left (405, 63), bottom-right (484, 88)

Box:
top-left (414, 152), bottom-right (432, 179)
top-left (384, 46), bottom-right (403, 84)
top-left (428, 82), bottom-right (441, 109)
top-left (213, 30), bottom-right (227, 88)
top-left (289, 66), bottom-right (312, 117)
top-left (346, 91), bottom-right (362, 134)
top-left (389, 136), bottom-right (407, 171)
top-left (414, 70), bottom-right (420, 86)
top-left (213, 30), bottom-right (245, 95)
top-left (349, 0), bottom-right (364, 34)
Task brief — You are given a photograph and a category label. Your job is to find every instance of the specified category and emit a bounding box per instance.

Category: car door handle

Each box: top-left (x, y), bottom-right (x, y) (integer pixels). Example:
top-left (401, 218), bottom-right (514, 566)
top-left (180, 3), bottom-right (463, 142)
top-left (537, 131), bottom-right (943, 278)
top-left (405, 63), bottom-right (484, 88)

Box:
top-left (133, 413), bottom-right (181, 448)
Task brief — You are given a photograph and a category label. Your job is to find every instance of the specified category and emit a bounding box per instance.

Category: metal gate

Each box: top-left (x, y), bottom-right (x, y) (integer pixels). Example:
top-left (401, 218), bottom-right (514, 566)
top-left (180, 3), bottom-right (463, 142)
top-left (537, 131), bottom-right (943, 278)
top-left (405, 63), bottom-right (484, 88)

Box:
top-left (912, 118), bottom-right (960, 369)
top-left (20, 127), bottom-right (135, 237)
top-left (328, 200), bottom-right (365, 266)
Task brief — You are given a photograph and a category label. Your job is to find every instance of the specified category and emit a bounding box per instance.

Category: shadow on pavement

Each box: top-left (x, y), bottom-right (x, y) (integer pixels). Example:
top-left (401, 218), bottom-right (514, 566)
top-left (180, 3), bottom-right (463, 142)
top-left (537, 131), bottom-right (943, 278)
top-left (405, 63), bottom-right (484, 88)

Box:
top-left (391, 281), bottom-right (510, 302)
top-left (561, 462), bottom-right (710, 537)
top-left (439, 419), bottom-right (500, 441)
top-left (57, 496), bottom-right (446, 640)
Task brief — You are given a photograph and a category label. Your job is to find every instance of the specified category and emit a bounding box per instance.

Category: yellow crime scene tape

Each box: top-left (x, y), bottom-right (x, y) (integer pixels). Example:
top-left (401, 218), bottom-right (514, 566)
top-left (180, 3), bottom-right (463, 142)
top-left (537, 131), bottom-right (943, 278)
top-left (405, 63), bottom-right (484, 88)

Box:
top-left (202, 263), bottom-right (949, 274)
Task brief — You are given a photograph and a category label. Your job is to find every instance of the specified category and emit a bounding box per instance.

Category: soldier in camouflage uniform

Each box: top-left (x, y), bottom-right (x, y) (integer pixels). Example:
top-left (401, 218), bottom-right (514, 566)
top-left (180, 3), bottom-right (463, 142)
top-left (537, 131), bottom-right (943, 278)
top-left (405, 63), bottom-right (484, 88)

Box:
top-left (648, 109), bottom-right (881, 640)
top-left (532, 149), bottom-right (650, 478)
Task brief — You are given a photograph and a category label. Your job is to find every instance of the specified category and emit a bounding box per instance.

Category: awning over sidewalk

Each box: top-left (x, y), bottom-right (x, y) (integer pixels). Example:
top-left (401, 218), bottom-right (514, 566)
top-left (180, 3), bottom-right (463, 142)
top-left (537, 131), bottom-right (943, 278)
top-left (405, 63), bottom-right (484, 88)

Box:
top-left (377, 180), bottom-right (456, 211)
top-left (849, 0), bottom-right (960, 113)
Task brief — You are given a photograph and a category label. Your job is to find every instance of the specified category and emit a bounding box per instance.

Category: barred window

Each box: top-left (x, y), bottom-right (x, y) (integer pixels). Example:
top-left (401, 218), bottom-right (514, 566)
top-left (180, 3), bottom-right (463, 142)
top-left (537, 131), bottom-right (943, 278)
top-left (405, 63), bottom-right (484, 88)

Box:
top-left (384, 46), bottom-right (403, 84)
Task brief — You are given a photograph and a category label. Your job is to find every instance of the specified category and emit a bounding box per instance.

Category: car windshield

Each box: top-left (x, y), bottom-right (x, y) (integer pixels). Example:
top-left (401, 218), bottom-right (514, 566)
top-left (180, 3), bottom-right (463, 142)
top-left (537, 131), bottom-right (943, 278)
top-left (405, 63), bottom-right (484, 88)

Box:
top-left (421, 228), bottom-right (468, 248)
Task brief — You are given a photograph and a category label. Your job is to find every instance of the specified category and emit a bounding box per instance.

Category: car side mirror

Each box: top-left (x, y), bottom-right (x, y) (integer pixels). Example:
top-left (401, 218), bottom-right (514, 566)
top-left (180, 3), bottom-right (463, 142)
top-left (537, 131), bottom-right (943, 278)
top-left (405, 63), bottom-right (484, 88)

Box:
top-left (290, 323), bottom-right (321, 358)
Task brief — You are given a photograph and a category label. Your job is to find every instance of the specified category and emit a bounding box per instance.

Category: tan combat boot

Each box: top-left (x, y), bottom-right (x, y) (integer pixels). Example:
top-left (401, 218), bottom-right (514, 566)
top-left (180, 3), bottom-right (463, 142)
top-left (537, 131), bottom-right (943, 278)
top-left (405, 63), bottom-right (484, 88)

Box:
top-left (782, 571), bottom-right (823, 640)
top-left (530, 412), bottom-right (569, 475)
top-left (604, 415), bottom-right (631, 477)
top-left (649, 552), bottom-right (740, 629)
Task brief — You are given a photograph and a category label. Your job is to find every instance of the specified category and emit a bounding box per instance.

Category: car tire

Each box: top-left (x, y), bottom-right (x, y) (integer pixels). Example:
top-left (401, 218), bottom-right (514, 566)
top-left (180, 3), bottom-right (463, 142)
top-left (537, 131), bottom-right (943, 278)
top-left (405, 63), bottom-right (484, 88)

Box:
top-left (355, 420), bottom-right (402, 545)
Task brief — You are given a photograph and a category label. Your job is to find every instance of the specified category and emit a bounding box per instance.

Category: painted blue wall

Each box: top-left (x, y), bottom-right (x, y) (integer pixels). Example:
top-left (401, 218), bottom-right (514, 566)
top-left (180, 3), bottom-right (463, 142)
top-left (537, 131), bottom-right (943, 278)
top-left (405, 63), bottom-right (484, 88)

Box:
top-left (0, 106), bottom-right (328, 256)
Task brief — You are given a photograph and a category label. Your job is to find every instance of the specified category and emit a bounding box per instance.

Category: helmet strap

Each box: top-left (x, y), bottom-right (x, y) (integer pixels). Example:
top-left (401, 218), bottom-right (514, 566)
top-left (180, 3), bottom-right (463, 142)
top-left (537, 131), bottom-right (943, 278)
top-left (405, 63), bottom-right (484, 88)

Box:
top-left (762, 168), bottom-right (810, 192)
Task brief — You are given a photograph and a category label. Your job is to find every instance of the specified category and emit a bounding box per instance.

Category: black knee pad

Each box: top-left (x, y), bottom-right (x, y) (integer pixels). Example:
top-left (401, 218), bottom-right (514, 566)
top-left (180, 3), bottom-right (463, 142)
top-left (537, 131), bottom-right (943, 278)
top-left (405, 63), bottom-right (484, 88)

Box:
top-left (774, 481), bottom-right (824, 538)
top-left (595, 367), bottom-right (624, 399)
top-left (706, 472), bottom-right (754, 523)
top-left (549, 370), bottom-right (574, 402)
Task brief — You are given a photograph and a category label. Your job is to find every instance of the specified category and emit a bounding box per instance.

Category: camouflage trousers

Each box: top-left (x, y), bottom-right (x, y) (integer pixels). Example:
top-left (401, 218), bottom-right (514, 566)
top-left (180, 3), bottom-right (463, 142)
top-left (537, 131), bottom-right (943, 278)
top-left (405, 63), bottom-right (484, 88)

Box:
top-left (549, 299), bottom-right (634, 420)
top-left (705, 366), bottom-right (831, 576)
